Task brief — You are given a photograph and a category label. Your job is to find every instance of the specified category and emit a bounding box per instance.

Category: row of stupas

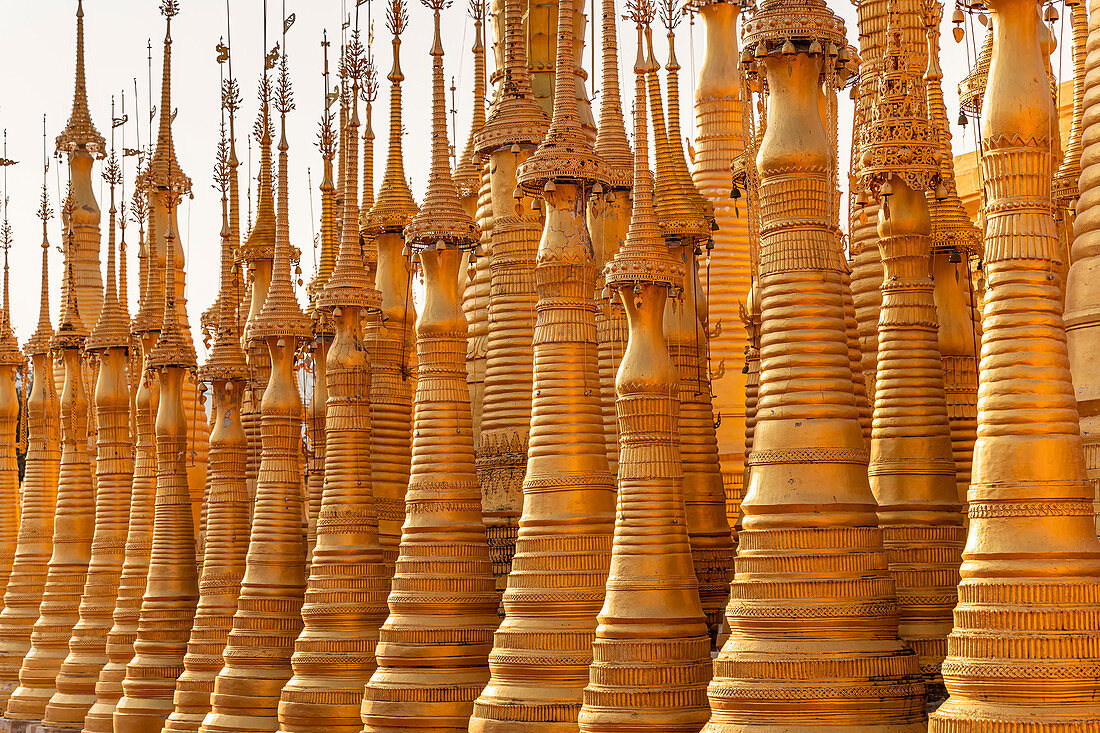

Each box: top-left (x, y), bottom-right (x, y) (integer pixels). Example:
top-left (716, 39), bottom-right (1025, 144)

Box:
top-left (0, 0), bottom-right (1096, 730)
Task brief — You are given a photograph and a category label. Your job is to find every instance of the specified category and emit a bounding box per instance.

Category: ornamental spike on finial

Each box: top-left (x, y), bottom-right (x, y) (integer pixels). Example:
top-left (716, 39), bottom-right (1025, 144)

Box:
top-left (0, 134), bottom-right (20, 368)
top-left (403, 0), bottom-right (479, 250)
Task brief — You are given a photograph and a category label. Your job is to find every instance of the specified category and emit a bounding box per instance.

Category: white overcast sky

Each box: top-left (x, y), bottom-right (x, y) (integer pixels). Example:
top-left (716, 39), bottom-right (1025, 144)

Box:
top-left (0, 2), bottom-right (1057, 363)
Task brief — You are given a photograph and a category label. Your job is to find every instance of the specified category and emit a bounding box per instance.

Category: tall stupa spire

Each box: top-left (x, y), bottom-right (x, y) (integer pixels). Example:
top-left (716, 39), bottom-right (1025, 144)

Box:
top-left (113, 8), bottom-right (202, 732)
top-left (363, 0), bottom-right (418, 569)
top-left (361, 2), bottom-right (497, 727)
top-left (43, 105), bottom-right (134, 729)
top-left (163, 78), bottom-right (250, 733)
top-left (280, 21), bottom-right (389, 732)
top-left (589, 0), bottom-right (632, 481)
top-left (649, 0), bottom-right (732, 641)
top-left (466, 0), bottom-right (549, 607)
top-left (0, 126), bottom-right (60, 715)
top-left (0, 134), bottom-right (23, 701)
top-left (472, 0), bottom-right (615, 720)
top-left (199, 17), bottom-right (311, 732)
top-left (578, 4), bottom-right (710, 726)
top-left (859, 1), bottom-right (964, 700)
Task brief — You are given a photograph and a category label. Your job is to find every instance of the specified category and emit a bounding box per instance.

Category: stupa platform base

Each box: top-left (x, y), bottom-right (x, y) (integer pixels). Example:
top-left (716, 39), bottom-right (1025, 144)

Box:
top-left (0, 718), bottom-right (40, 733)
top-left (29, 722), bottom-right (83, 733)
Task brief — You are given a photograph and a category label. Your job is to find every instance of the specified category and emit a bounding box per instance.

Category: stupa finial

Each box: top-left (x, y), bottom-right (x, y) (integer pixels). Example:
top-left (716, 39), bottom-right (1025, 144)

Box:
top-left (365, 0), bottom-right (418, 234)
top-left (474, 0), bottom-right (547, 153)
top-left (604, 0), bottom-right (682, 292)
top-left (56, 0), bottom-right (106, 157)
top-left (515, 0), bottom-right (609, 192)
top-left (139, 0), bottom-right (192, 196)
top-left (593, 0), bottom-right (632, 187)
top-left (403, 0), bottom-right (479, 249)
top-left (251, 19), bottom-right (311, 343)
top-left (86, 97), bottom-right (131, 352)
top-left (54, 189), bottom-right (87, 349)
top-left (201, 113), bottom-right (249, 382)
top-left (315, 20), bottom-right (380, 313)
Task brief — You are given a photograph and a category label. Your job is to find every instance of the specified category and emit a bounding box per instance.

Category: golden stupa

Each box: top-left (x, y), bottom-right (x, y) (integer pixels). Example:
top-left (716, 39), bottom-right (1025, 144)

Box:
top-left (0, 0), bottom-right (1097, 731)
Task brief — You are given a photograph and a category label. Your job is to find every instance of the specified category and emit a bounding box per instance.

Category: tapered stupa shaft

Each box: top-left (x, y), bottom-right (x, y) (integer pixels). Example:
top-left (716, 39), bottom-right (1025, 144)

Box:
top-left (364, 1), bottom-right (419, 569)
top-left (646, 16), bottom-right (731, 640)
top-left (704, 4), bottom-right (927, 728)
top-left (0, 217), bottom-right (60, 713)
top-left (471, 0), bottom-right (613, 723)
top-left (850, 0), bottom-right (927, 413)
top-left (470, 0), bottom-right (548, 608)
top-left (923, 4), bottom-right (982, 514)
top-left (930, 0), bottom-right (1100, 728)
top-left (687, 0), bottom-right (750, 521)
top-left (113, 358), bottom-right (196, 733)
top-left (578, 20), bottom-right (709, 729)
top-left (1068, 0), bottom-right (1100, 536)
top-left (362, 6), bottom-right (497, 728)
top-left (588, 0), bottom-right (631, 480)
top-left (0, 239), bottom-right (17, 620)
top-left (305, 54), bottom-right (338, 560)
top-left (6, 217), bottom-right (94, 726)
top-left (137, 0), bottom-right (207, 532)
top-left (80, 334), bottom-right (158, 733)
top-left (162, 121), bottom-right (252, 733)
top-left (278, 33), bottom-right (389, 732)
top-left (859, 11), bottom-right (964, 698)
top-left (44, 148), bottom-right (135, 730)
top-left (199, 38), bottom-right (312, 733)
top-left (239, 80), bottom-right (278, 507)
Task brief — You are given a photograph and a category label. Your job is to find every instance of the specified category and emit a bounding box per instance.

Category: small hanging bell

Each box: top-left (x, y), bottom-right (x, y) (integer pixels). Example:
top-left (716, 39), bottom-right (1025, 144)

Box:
top-left (958, 111), bottom-right (968, 126)
top-left (948, 248), bottom-right (962, 264)
top-left (781, 40), bottom-right (795, 56)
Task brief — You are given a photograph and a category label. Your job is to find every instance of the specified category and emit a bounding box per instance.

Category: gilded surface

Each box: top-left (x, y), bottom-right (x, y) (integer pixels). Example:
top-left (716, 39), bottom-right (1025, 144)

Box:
top-left (930, 0), bottom-right (1100, 728)
top-left (705, 5), bottom-right (927, 727)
